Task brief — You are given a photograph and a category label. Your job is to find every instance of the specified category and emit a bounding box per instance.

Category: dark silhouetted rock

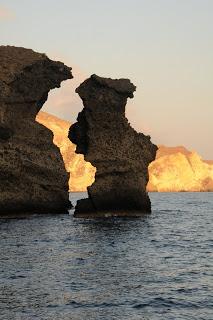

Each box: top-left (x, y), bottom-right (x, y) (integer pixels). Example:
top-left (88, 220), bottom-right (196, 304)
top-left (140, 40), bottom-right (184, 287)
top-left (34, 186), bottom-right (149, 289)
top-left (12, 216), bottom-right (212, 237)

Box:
top-left (69, 74), bottom-right (157, 217)
top-left (0, 46), bottom-right (72, 215)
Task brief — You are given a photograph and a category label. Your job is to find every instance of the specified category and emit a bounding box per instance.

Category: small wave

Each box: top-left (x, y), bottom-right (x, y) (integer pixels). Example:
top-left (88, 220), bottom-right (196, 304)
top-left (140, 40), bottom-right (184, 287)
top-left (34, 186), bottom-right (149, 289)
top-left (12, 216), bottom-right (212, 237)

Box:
top-left (65, 300), bottom-right (126, 308)
top-left (132, 297), bottom-right (202, 309)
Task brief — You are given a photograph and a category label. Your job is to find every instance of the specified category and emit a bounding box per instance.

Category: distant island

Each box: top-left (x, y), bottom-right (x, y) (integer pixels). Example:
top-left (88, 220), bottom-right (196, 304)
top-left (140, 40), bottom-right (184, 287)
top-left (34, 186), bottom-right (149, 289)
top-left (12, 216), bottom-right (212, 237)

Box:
top-left (37, 111), bottom-right (213, 192)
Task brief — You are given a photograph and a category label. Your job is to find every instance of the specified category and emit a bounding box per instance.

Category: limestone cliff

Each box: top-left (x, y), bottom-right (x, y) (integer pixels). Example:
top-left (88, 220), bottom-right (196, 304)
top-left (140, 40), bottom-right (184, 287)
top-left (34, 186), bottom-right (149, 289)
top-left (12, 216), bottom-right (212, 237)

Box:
top-left (36, 112), bottom-right (95, 192)
top-left (147, 145), bottom-right (213, 192)
top-left (68, 75), bottom-right (157, 216)
top-left (0, 46), bottom-right (72, 214)
top-left (37, 113), bottom-right (213, 194)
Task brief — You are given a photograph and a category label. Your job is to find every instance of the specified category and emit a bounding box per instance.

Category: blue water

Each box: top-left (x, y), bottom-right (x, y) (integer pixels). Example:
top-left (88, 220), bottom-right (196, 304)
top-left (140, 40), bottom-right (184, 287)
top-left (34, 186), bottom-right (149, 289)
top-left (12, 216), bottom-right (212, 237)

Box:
top-left (0, 192), bottom-right (212, 320)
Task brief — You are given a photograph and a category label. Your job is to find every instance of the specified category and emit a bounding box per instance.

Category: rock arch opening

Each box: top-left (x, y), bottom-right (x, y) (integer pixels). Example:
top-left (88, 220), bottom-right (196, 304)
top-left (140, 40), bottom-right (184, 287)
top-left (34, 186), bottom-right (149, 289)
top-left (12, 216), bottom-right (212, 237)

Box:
top-left (36, 65), bottom-right (97, 194)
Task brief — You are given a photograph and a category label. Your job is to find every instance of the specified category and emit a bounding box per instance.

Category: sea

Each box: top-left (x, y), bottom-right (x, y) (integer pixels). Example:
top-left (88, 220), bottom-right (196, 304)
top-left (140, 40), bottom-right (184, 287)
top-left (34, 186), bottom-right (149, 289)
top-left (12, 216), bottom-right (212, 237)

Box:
top-left (0, 192), bottom-right (212, 320)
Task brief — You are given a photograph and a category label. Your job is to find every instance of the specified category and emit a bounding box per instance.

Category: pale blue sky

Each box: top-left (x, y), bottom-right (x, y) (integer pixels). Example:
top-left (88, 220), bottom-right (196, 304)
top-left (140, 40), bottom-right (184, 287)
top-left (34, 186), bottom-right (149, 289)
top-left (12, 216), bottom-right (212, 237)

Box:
top-left (1, 0), bottom-right (212, 158)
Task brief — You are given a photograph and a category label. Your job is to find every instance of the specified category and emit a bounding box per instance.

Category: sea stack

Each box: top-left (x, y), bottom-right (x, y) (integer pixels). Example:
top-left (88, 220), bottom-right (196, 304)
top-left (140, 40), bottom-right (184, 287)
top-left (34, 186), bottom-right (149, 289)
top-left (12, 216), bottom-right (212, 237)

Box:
top-left (0, 46), bottom-right (72, 215)
top-left (69, 74), bottom-right (157, 217)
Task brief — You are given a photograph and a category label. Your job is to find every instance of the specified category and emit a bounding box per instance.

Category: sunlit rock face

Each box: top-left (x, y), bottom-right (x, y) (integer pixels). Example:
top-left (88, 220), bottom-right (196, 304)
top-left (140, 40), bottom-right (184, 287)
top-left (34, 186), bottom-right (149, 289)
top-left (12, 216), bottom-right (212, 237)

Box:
top-left (147, 145), bottom-right (213, 192)
top-left (37, 114), bottom-right (213, 194)
top-left (68, 75), bottom-right (157, 217)
top-left (36, 112), bottom-right (95, 192)
top-left (0, 46), bottom-right (72, 215)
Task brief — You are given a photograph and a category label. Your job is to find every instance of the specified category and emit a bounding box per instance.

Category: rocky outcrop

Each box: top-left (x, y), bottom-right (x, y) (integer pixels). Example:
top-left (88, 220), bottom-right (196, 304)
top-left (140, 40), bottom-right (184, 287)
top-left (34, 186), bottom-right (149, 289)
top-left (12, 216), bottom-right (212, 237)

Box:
top-left (0, 46), bottom-right (72, 215)
top-left (68, 74), bottom-right (157, 217)
top-left (147, 145), bottom-right (213, 192)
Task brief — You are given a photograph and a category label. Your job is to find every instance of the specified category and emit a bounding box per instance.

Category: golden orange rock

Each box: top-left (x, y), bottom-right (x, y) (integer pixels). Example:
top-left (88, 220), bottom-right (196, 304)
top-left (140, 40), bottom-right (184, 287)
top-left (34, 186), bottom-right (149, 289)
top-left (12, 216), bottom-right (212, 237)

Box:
top-left (36, 111), bottom-right (95, 192)
top-left (147, 145), bottom-right (213, 192)
top-left (36, 112), bottom-right (213, 192)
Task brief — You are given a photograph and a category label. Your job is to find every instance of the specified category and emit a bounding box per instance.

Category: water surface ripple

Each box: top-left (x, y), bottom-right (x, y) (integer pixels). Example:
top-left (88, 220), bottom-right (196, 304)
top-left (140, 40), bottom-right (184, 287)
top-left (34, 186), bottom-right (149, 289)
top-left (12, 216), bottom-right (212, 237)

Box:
top-left (0, 192), bottom-right (212, 320)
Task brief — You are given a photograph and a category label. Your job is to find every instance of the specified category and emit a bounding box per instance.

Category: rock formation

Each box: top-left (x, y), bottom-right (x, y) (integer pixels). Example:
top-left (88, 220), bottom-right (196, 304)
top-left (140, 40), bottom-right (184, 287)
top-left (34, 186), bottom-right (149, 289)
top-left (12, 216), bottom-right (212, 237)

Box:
top-left (68, 74), bottom-right (157, 217)
top-left (0, 46), bottom-right (72, 215)
top-left (37, 112), bottom-right (213, 194)
top-left (147, 145), bottom-right (213, 192)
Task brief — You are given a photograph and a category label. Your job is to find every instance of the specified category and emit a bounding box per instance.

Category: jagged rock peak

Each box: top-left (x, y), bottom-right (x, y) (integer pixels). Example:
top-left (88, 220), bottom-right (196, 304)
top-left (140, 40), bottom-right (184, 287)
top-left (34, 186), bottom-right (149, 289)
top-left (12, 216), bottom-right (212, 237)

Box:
top-left (0, 46), bottom-right (72, 215)
top-left (69, 74), bottom-right (157, 217)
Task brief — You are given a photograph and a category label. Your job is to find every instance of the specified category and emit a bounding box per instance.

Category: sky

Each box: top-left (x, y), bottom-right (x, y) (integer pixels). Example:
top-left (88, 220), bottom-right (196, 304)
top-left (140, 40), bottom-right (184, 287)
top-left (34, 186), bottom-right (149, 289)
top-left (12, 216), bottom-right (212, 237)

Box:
top-left (0, 0), bottom-right (212, 159)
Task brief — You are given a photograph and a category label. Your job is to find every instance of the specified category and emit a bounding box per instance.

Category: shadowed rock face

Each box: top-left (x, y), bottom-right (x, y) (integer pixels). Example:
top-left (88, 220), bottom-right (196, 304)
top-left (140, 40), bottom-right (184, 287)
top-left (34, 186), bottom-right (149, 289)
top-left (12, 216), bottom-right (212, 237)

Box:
top-left (69, 74), bottom-right (157, 217)
top-left (0, 46), bottom-right (72, 215)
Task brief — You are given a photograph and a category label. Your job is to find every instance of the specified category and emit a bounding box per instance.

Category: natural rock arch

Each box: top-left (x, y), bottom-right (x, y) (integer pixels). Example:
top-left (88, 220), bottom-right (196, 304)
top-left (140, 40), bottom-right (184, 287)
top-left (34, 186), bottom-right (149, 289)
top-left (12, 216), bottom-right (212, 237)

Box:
top-left (0, 46), bottom-right (72, 215)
